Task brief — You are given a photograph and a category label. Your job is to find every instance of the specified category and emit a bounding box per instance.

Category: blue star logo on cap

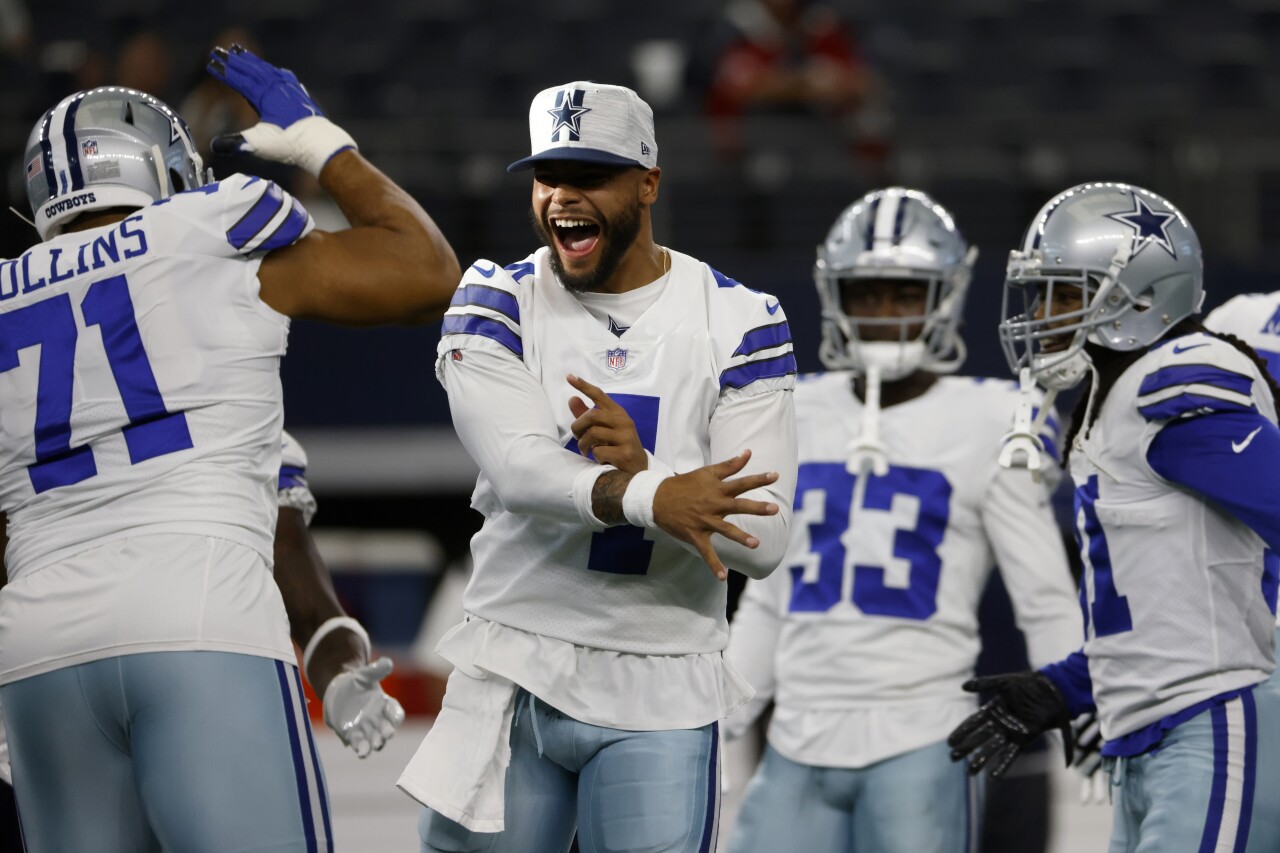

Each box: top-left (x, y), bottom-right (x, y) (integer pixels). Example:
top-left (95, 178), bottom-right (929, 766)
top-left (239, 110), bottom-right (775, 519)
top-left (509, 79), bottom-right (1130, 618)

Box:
top-left (547, 88), bottom-right (591, 142)
top-left (1105, 193), bottom-right (1178, 258)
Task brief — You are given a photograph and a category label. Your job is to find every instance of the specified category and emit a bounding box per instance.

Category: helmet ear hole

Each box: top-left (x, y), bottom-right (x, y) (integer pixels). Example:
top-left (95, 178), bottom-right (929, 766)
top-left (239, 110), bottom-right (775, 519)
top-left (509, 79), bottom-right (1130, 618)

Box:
top-left (168, 168), bottom-right (186, 194)
top-left (122, 102), bottom-right (135, 125)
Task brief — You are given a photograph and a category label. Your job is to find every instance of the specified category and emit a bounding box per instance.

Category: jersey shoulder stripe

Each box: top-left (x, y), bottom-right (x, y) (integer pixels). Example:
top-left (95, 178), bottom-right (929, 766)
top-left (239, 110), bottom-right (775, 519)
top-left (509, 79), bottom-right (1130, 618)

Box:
top-left (704, 263), bottom-right (796, 392)
top-left (720, 351), bottom-right (797, 390)
top-left (440, 259), bottom-right (526, 357)
top-left (1137, 364), bottom-right (1256, 421)
top-left (154, 173), bottom-right (314, 258)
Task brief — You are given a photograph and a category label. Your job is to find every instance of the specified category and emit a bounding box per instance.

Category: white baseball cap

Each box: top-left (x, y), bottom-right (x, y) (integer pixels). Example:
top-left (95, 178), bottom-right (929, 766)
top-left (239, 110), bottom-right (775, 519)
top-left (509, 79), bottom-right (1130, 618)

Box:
top-left (507, 81), bottom-right (658, 173)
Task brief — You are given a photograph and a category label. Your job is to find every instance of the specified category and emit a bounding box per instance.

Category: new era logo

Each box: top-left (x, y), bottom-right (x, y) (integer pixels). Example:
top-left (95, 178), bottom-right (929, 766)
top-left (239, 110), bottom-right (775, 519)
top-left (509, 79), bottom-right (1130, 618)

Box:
top-left (640, 142), bottom-right (650, 156)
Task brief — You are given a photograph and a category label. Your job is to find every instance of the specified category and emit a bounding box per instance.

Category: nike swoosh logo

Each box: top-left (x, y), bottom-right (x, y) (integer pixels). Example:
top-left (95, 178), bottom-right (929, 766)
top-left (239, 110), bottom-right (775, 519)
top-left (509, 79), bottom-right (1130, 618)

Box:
top-left (1233, 426), bottom-right (1263, 453)
top-left (1172, 342), bottom-right (1209, 354)
top-left (766, 300), bottom-right (780, 315)
top-left (471, 263), bottom-right (497, 278)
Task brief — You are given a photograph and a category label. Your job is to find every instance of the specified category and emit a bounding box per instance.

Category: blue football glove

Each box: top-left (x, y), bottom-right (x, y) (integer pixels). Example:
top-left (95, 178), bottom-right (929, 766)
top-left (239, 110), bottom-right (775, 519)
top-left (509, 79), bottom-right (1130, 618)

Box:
top-left (206, 43), bottom-right (356, 175)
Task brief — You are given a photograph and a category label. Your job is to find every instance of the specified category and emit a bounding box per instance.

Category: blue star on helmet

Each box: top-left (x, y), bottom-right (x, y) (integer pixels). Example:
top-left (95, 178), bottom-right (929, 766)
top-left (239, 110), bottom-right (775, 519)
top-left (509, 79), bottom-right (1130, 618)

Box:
top-left (1105, 193), bottom-right (1178, 259)
top-left (547, 89), bottom-right (591, 142)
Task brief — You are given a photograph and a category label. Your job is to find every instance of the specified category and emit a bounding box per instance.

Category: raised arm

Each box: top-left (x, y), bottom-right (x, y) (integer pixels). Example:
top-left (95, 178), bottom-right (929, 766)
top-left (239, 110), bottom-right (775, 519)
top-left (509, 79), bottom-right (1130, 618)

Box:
top-left (206, 44), bottom-right (459, 325)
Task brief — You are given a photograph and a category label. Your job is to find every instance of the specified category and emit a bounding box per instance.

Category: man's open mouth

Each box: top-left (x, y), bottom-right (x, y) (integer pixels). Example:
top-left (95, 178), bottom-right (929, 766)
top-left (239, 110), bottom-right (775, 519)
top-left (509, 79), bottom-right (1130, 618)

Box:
top-left (551, 217), bottom-right (601, 259)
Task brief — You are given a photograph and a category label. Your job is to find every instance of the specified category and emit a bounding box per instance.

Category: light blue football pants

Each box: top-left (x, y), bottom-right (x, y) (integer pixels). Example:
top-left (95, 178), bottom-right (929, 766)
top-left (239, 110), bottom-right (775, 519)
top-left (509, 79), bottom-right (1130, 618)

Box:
top-left (728, 741), bottom-right (982, 853)
top-left (1104, 681), bottom-right (1280, 853)
top-left (0, 651), bottom-right (332, 853)
top-left (418, 689), bottom-right (720, 853)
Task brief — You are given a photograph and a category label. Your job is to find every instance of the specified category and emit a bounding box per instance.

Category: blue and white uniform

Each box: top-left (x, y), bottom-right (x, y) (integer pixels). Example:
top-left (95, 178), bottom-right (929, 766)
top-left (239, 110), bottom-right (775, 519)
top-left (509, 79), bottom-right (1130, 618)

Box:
top-left (0, 178), bottom-right (334, 853)
top-left (725, 373), bottom-right (1081, 853)
top-left (400, 247), bottom-right (798, 853)
top-left (1040, 332), bottom-right (1280, 853)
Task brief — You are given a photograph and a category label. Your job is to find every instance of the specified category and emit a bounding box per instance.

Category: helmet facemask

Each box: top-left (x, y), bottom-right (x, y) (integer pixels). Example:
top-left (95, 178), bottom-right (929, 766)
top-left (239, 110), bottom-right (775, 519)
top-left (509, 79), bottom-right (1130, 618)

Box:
top-left (999, 182), bottom-right (1204, 391)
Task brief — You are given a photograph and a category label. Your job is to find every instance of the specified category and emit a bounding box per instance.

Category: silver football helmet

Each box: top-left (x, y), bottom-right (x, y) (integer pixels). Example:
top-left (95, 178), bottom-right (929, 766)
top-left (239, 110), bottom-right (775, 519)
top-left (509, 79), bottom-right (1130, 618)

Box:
top-left (25, 87), bottom-right (209, 240)
top-left (815, 187), bottom-right (976, 380)
top-left (999, 182), bottom-right (1204, 390)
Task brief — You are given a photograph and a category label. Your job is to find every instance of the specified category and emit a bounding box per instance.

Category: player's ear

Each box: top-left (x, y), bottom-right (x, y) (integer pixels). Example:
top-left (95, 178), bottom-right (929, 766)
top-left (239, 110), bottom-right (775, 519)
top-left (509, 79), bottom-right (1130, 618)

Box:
top-left (639, 166), bottom-right (660, 207)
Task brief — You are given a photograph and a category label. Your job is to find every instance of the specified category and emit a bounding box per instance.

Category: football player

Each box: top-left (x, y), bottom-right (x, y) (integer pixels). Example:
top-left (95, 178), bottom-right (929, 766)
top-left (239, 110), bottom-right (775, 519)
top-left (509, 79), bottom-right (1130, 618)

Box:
top-left (723, 188), bottom-right (1082, 853)
top-left (950, 182), bottom-right (1280, 852)
top-left (399, 81), bottom-right (798, 853)
top-left (0, 46), bottom-right (458, 851)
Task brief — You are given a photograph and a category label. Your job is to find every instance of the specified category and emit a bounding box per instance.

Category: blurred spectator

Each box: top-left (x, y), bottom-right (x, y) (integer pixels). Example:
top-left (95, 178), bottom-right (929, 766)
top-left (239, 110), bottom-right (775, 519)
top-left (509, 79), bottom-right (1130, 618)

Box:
top-left (0, 0), bottom-right (30, 59)
top-left (688, 0), bottom-right (887, 168)
top-left (179, 27), bottom-right (261, 159)
top-left (178, 28), bottom-right (293, 189)
top-left (115, 30), bottom-right (175, 103)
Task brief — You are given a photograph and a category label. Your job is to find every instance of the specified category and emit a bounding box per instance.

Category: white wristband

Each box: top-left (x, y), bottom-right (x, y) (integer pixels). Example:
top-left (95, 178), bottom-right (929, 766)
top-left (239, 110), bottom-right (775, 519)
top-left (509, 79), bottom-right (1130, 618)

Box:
top-left (302, 616), bottom-right (370, 680)
top-left (241, 115), bottom-right (358, 177)
top-left (622, 470), bottom-right (665, 529)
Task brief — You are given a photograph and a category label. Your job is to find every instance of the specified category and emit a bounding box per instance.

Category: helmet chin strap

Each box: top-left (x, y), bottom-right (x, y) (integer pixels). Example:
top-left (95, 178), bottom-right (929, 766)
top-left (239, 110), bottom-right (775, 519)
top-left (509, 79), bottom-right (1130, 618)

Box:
top-left (998, 367), bottom-right (1057, 483)
top-left (847, 362), bottom-right (890, 480)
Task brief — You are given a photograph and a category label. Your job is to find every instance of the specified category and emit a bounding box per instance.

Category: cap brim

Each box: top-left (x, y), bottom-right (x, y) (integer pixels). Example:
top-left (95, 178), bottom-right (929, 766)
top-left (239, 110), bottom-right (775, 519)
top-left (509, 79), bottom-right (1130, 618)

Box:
top-left (507, 147), bottom-right (644, 173)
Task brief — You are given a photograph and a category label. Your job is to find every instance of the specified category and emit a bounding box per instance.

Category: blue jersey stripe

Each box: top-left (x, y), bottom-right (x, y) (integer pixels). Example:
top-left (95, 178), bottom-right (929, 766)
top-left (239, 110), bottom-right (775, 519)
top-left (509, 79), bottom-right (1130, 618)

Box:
top-left (275, 661), bottom-right (319, 853)
top-left (278, 464), bottom-right (307, 490)
top-left (719, 351), bottom-right (797, 390)
top-left (62, 95), bottom-right (85, 191)
top-left (449, 284), bottom-right (520, 324)
top-left (442, 313), bottom-right (523, 356)
top-left (257, 199), bottom-right (311, 253)
top-left (1138, 364), bottom-right (1254, 398)
top-left (1137, 391), bottom-right (1254, 421)
top-left (226, 184), bottom-right (286, 250)
top-left (732, 321), bottom-right (792, 357)
top-left (504, 261), bottom-right (535, 281)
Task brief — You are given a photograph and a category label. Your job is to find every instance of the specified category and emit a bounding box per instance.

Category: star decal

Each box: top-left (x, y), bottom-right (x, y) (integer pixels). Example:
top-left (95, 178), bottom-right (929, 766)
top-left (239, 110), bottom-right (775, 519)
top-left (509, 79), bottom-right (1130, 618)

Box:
top-left (1105, 193), bottom-right (1178, 258)
top-left (547, 89), bottom-right (591, 141)
top-left (607, 315), bottom-right (629, 337)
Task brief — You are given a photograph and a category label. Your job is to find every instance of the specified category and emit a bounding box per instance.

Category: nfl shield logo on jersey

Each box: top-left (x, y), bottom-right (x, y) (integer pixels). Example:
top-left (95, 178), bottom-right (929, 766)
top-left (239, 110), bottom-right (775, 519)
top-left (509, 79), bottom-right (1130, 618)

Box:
top-left (606, 347), bottom-right (627, 372)
top-left (82, 139), bottom-right (98, 157)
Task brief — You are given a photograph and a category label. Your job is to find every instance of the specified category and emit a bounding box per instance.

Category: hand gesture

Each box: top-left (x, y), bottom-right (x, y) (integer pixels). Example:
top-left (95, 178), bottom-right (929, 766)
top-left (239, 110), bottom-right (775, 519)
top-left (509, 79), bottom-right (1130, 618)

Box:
top-left (653, 449), bottom-right (779, 581)
top-left (322, 657), bottom-right (406, 758)
top-left (567, 373), bottom-right (647, 474)
top-left (205, 43), bottom-right (355, 174)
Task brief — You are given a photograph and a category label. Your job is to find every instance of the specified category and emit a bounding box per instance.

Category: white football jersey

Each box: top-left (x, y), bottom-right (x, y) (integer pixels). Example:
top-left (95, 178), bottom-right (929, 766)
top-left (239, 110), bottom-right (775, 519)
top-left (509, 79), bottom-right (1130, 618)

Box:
top-left (730, 372), bottom-right (1081, 766)
top-left (0, 174), bottom-right (311, 577)
top-left (1205, 294), bottom-right (1280, 629)
top-left (437, 247), bottom-right (797, 656)
top-left (1071, 332), bottom-right (1276, 740)
top-left (0, 175), bottom-right (312, 683)
top-left (1205, 292), bottom-right (1280, 379)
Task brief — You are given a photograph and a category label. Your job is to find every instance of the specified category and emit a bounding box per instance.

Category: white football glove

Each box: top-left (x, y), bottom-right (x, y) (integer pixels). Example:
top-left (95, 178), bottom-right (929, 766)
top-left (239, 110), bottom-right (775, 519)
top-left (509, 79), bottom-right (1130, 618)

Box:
top-left (206, 43), bottom-right (356, 176)
top-left (322, 657), bottom-right (406, 758)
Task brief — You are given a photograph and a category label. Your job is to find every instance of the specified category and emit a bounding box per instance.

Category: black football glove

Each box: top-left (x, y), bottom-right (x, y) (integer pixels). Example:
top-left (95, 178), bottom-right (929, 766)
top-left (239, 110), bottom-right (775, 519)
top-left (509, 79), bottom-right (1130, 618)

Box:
top-left (947, 671), bottom-right (1072, 778)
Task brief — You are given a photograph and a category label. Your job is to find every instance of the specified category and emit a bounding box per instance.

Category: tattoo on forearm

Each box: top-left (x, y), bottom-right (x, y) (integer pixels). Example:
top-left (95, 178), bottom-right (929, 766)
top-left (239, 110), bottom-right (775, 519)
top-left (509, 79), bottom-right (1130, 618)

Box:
top-left (592, 470), bottom-right (632, 525)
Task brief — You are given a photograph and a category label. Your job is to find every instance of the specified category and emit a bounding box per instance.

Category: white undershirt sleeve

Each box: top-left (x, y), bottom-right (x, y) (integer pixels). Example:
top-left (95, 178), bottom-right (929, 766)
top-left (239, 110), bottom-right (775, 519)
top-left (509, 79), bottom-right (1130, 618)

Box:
top-left (707, 387), bottom-right (798, 579)
top-left (439, 347), bottom-right (612, 529)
